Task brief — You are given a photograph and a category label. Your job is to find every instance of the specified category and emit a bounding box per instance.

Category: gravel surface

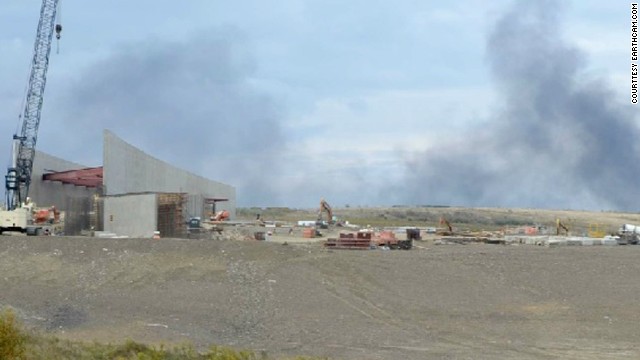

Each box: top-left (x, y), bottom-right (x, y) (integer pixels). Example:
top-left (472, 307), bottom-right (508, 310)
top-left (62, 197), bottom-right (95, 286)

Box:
top-left (1, 235), bottom-right (640, 359)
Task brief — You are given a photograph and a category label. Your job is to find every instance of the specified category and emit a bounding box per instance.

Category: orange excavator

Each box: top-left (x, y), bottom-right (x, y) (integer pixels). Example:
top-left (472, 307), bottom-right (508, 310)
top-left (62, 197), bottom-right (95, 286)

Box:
top-left (212, 210), bottom-right (230, 222)
top-left (438, 217), bottom-right (454, 235)
top-left (317, 199), bottom-right (333, 226)
top-left (439, 217), bottom-right (452, 231)
top-left (33, 205), bottom-right (60, 224)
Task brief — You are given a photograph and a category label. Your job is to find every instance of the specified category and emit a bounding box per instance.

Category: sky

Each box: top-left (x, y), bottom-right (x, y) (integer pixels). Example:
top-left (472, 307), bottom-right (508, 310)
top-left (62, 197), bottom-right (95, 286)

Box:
top-left (0, 0), bottom-right (637, 210)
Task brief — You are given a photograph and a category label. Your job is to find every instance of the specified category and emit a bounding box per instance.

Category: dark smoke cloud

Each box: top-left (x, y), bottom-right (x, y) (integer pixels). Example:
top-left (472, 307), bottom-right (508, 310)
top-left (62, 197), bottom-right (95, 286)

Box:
top-left (49, 29), bottom-right (285, 205)
top-left (403, 0), bottom-right (640, 211)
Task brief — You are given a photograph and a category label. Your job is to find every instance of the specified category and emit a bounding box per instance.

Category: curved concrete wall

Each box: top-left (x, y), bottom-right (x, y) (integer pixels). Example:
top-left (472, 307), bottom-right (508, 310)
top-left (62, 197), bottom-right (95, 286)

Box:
top-left (103, 130), bottom-right (236, 217)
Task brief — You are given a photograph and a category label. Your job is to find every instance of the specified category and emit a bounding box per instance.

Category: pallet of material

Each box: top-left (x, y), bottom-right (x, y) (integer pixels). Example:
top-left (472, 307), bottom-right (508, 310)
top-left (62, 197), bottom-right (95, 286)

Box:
top-left (302, 228), bottom-right (316, 238)
top-left (325, 233), bottom-right (372, 249)
top-left (325, 238), bottom-right (371, 249)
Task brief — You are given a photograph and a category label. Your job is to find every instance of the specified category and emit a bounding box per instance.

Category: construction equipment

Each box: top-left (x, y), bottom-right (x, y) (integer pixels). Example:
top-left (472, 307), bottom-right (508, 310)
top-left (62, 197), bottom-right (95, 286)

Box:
top-left (587, 223), bottom-right (606, 238)
top-left (33, 205), bottom-right (60, 224)
top-left (205, 198), bottom-right (228, 220)
top-left (318, 199), bottom-right (333, 222)
top-left (438, 217), bottom-right (454, 235)
top-left (316, 198), bottom-right (333, 228)
top-left (556, 219), bottom-right (569, 236)
top-left (406, 228), bottom-right (421, 241)
top-left (212, 210), bottom-right (230, 221)
top-left (439, 217), bottom-right (452, 232)
top-left (618, 224), bottom-right (640, 245)
top-left (1, 0), bottom-right (61, 235)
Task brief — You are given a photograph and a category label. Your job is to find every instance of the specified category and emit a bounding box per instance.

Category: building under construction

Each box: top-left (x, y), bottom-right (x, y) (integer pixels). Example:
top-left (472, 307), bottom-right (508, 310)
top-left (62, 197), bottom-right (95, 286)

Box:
top-left (28, 129), bottom-right (236, 237)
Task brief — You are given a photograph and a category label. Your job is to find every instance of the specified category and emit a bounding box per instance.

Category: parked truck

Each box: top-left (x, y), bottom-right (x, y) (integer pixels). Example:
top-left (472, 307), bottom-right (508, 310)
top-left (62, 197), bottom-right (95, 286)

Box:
top-left (618, 224), bottom-right (640, 245)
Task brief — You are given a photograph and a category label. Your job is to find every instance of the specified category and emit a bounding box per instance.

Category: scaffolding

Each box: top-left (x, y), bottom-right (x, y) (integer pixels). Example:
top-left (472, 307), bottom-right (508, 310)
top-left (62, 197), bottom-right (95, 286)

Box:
top-left (157, 193), bottom-right (187, 238)
top-left (90, 194), bottom-right (104, 232)
top-left (63, 195), bottom-right (92, 235)
top-left (60, 191), bottom-right (207, 238)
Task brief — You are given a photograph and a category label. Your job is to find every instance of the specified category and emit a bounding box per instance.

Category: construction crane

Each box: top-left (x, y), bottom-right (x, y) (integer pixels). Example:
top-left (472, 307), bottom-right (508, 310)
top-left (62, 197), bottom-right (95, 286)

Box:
top-left (1, 0), bottom-right (61, 234)
top-left (5, 0), bottom-right (61, 210)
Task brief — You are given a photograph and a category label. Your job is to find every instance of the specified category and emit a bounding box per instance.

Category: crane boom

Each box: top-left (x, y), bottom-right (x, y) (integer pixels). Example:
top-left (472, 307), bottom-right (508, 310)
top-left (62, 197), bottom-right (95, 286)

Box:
top-left (5, 0), bottom-right (61, 210)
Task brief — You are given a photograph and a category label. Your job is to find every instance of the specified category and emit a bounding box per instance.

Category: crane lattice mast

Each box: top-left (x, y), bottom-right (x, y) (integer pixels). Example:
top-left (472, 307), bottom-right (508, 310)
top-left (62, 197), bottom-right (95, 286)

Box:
top-left (5, 0), bottom-right (61, 210)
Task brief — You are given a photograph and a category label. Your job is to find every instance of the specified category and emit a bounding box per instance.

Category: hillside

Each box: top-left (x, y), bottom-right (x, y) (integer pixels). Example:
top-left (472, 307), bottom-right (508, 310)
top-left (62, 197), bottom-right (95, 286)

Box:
top-left (239, 206), bottom-right (640, 234)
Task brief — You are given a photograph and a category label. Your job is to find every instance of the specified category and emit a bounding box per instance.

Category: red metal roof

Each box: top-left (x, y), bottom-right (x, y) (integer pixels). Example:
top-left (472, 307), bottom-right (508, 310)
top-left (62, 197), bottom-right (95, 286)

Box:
top-left (42, 166), bottom-right (103, 187)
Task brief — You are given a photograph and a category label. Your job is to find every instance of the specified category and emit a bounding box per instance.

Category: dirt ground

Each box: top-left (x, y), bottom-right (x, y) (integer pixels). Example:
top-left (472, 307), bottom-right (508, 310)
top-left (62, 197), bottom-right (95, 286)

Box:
top-left (1, 233), bottom-right (640, 359)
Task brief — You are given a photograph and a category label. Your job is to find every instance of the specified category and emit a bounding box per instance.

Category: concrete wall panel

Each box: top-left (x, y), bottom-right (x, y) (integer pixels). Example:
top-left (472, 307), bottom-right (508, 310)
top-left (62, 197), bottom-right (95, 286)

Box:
top-left (30, 151), bottom-right (98, 209)
top-left (104, 193), bottom-right (156, 238)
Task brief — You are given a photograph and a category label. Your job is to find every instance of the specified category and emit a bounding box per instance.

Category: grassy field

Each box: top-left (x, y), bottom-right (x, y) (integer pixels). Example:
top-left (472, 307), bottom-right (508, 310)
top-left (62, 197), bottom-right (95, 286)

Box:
top-left (0, 310), bottom-right (322, 360)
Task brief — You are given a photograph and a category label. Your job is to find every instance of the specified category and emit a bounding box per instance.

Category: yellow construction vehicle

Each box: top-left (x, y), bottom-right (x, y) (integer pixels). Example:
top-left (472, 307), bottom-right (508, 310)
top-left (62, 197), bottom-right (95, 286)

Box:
top-left (588, 223), bottom-right (605, 238)
top-left (556, 219), bottom-right (569, 236)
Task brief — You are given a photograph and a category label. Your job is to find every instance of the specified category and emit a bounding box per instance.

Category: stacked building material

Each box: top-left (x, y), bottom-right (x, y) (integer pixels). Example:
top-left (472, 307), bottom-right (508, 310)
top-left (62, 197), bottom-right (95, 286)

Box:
top-left (435, 236), bottom-right (504, 245)
top-left (302, 228), bottom-right (316, 238)
top-left (325, 232), bottom-right (372, 249)
top-left (157, 193), bottom-right (187, 238)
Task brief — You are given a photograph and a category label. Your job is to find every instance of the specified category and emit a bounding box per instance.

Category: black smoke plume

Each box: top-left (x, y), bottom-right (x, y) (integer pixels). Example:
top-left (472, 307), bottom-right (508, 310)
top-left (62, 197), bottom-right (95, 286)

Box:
top-left (404, 0), bottom-right (639, 211)
top-left (48, 29), bottom-right (285, 205)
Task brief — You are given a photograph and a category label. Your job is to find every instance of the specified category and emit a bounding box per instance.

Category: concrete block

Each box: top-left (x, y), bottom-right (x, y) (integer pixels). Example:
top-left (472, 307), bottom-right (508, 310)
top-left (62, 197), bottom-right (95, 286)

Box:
top-left (566, 238), bottom-right (583, 246)
top-left (503, 236), bottom-right (521, 244)
top-left (524, 237), bottom-right (537, 245)
top-left (94, 231), bottom-right (117, 238)
top-left (548, 239), bottom-right (567, 247)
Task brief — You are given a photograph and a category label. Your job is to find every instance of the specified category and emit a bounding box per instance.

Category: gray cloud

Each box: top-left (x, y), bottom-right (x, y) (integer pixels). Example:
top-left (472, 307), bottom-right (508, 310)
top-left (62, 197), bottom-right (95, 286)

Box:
top-left (51, 29), bottom-right (285, 205)
top-left (402, 0), bottom-right (640, 211)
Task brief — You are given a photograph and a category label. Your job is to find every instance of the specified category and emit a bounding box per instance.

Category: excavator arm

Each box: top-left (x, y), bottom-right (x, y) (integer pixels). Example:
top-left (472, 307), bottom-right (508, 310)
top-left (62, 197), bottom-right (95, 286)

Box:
top-left (319, 199), bottom-right (333, 223)
top-left (556, 219), bottom-right (569, 235)
top-left (439, 217), bottom-right (453, 232)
